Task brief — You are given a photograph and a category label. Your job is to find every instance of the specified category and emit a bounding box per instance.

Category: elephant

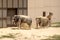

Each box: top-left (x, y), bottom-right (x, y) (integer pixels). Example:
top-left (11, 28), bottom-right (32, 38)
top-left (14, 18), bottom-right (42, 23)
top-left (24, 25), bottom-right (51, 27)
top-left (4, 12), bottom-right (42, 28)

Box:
top-left (13, 15), bottom-right (32, 29)
top-left (36, 16), bottom-right (49, 28)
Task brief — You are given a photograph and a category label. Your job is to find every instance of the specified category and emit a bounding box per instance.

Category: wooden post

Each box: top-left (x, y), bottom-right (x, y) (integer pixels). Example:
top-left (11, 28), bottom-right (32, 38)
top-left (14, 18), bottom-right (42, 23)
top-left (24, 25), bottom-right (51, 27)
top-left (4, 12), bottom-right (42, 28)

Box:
top-left (43, 11), bottom-right (46, 17)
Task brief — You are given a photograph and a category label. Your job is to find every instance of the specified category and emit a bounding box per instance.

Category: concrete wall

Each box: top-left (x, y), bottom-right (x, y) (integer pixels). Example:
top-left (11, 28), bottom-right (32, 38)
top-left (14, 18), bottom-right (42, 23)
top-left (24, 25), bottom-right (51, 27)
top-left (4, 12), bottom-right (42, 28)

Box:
top-left (28, 0), bottom-right (60, 27)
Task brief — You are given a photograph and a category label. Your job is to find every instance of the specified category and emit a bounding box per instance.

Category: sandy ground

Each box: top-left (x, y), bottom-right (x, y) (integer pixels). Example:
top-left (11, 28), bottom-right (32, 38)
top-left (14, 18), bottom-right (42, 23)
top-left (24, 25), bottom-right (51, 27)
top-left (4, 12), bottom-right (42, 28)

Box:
top-left (0, 27), bottom-right (60, 40)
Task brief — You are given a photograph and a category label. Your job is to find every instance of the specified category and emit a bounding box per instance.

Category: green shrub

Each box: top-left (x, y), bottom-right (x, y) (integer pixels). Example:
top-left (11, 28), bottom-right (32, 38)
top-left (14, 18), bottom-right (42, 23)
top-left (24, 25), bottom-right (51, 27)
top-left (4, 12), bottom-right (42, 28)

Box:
top-left (51, 22), bottom-right (60, 27)
top-left (41, 35), bottom-right (60, 40)
top-left (0, 34), bottom-right (15, 39)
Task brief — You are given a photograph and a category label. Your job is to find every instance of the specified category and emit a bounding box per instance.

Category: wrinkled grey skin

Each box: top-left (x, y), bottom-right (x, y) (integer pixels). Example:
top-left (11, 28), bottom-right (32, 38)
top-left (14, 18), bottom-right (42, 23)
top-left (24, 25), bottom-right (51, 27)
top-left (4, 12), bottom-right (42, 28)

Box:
top-left (36, 17), bottom-right (49, 28)
top-left (13, 15), bottom-right (32, 28)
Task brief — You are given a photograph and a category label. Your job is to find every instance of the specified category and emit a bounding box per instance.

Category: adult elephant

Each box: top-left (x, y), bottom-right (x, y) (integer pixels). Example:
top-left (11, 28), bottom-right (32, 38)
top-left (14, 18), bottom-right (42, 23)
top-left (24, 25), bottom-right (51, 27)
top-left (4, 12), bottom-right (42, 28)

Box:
top-left (36, 16), bottom-right (49, 28)
top-left (13, 15), bottom-right (32, 29)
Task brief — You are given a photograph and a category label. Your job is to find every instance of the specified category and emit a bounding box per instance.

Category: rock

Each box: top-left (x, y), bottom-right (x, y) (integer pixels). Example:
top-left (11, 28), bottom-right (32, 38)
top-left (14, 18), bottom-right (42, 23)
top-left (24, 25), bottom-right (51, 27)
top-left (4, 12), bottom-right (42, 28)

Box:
top-left (20, 23), bottom-right (30, 30)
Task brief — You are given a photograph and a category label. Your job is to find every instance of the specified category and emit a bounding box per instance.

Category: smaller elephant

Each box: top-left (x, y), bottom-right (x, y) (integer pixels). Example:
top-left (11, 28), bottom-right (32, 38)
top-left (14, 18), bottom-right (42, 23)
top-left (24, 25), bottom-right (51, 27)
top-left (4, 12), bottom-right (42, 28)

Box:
top-left (36, 16), bottom-right (49, 28)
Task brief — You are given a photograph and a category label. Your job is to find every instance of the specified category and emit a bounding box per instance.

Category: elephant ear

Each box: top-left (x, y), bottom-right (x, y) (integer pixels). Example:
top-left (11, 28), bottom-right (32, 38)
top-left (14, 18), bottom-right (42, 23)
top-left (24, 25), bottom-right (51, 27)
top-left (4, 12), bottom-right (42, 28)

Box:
top-left (14, 16), bottom-right (19, 21)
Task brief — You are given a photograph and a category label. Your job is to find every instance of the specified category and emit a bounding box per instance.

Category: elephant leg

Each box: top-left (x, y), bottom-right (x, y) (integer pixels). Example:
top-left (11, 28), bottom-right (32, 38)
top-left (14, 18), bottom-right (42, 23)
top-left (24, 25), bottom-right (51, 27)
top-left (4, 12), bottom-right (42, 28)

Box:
top-left (26, 23), bottom-right (31, 29)
top-left (18, 19), bottom-right (21, 29)
top-left (48, 20), bottom-right (51, 27)
top-left (39, 22), bottom-right (41, 28)
top-left (29, 24), bottom-right (32, 29)
top-left (36, 22), bottom-right (39, 29)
